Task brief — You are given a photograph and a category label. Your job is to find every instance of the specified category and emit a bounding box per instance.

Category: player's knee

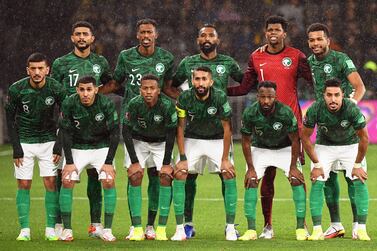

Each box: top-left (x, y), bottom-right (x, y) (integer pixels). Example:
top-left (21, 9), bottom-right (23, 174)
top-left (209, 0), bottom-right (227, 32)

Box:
top-left (221, 171), bottom-right (236, 180)
top-left (61, 179), bottom-right (75, 188)
top-left (174, 169), bottom-right (187, 180)
top-left (147, 167), bottom-right (159, 177)
top-left (160, 173), bottom-right (173, 186)
top-left (128, 171), bottom-right (143, 186)
top-left (101, 179), bottom-right (115, 189)
top-left (248, 180), bottom-right (259, 188)
top-left (290, 177), bottom-right (303, 187)
top-left (17, 180), bottom-right (31, 190)
top-left (43, 176), bottom-right (57, 191)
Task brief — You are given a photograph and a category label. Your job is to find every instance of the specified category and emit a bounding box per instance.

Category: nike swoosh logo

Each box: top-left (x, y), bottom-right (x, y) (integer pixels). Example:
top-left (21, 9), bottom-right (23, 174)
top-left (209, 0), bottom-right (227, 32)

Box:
top-left (22, 100), bottom-right (30, 104)
top-left (73, 116), bottom-right (81, 119)
top-left (259, 63), bottom-right (267, 67)
top-left (131, 68), bottom-right (139, 72)
top-left (69, 69), bottom-right (77, 73)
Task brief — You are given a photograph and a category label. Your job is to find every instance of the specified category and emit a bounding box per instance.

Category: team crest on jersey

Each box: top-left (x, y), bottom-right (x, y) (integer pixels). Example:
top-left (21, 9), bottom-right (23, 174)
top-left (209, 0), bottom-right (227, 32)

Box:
top-left (272, 122), bottom-right (283, 130)
top-left (324, 64), bottom-right (332, 74)
top-left (282, 57), bottom-right (292, 68)
top-left (216, 65), bottom-right (226, 75)
top-left (95, 113), bottom-right (105, 121)
top-left (154, 115), bottom-right (163, 122)
top-left (93, 64), bottom-right (101, 74)
top-left (340, 120), bottom-right (350, 128)
top-left (207, 107), bottom-right (217, 115)
top-left (45, 96), bottom-right (55, 106)
top-left (155, 63), bottom-right (165, 73)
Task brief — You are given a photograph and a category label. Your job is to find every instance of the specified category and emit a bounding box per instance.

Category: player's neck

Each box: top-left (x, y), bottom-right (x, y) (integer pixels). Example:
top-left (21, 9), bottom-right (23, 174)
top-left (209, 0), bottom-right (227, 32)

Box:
top-left (266, 43), bottom-right (284, 54)
top-left (74, 47), bottom-right (91, 58)
top-left (138, 45), bottom-right (155, 57)
top-left (29, 78), bottom-right (46, 89)
top-left (315, 48), bottom-right (330, 60)
top-left (200, 50), bottom-right (217, 60)
top-left (195, 91), bottom-right (210, 101)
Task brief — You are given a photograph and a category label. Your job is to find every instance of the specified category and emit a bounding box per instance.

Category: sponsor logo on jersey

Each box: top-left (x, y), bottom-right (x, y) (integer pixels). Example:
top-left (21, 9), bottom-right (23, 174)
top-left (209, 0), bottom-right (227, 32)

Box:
top-left (154, 114), bottom-right (163, 122)
top-left (282, 57), bottom-right (292, 67)
top-left (207, 106), bottom-right (217, 115)
top-left (95, 112), bottom-right (105, 121)
top-left (272, 122), bottom-right (283, 130)
top-left (93, 64), bottom-right (101, 74)
top-left (45, 96), bottom-right (55, 105)
top-left (324, 64), bottom-right (332, 73)
top-left (216, 65), bottom-right (226, 74)
top-left (155, 63), bottom-right (165, 73)
top-left (340, 120), bottom-right (350, 128)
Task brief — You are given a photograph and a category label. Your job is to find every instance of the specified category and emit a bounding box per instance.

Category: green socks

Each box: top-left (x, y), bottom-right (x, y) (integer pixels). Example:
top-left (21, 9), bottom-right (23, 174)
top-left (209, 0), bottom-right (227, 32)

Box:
top-left (128, 185), bottom-right (142, 227)
top-left (87, 174), bottom-right (102, 224)
top-left (16, 189), bottom-right (30, 229)
top-left (324, 171), bottom-right (340, 223)
top-left (147, 173), bottom-right (159, 226)
top-left (45, 190), bottom-right (59, 228)
top-left (292, 184), bottom-right (306, 229)
top-left (346, 177), bottom-right (358, 222)
top-left (173, 179), bottom-right (185, 225)
top-left (184, 177), bottom-right (196, 223)
top-left (104, 187), bottom-right (117, 229)
top-left (158, 185), bottom-right (172, 226)
top-left (354, 180), bottom-right (369, 224)
top-left (310, 180), bottom-right (325, 226)
top-left (244, 188), bottom-right (257, 230)
top-left (59, 187), bottom-right (73, 229)
top-left (224, 178), bottom-right (237, 224)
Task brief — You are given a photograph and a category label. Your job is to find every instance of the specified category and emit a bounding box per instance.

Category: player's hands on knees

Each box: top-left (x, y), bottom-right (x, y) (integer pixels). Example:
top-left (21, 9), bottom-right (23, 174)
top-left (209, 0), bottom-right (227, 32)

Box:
top-left (128, 162), bottom-right (143, 177)
top-left (352, 166), bottom-right (368, 183)
top-left (62, 164), bottom-right (78, 181)
top-left (244, 168), bottom-right (258, 188)
top-left (101, 164), bottom-right (116, 182)
top-left (175, 160), bottom-right (188, 175)
top-left (310, 164), bottom-right (324, 182)
top-left (161, 164), bottom-right (174, 179)
top-left (289, 167), bottom-right (305, 185)
top-left (52, 154), bottom-right (61, 165)
top-left (221, 159), bottom-right (235, 178)
top-left (13, 158), bottom-right (24, 168)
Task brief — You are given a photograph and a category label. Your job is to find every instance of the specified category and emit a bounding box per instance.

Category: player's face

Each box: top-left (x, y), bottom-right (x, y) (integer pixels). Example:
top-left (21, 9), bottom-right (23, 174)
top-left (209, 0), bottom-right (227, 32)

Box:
top-left (27, 61), bottom-right (49, 86)
top-left (76, 82), bottom-right (98, 106)
top-left (265, 23), bottom-right (286, 46)
top-left (137, 24), bottom-right (158, 49)
top-left (257, 87), bottom-right (276, 112)
top-left (192, 70), bottom-right (213, 98)
top-left (197, 27), bottom-right (219, 54)
top-left (324, 86), bottom-right (343, 112)
top-left (71, 27), bottom-right (94, 51)
top-left (308, 30), bottom-right (330, 57)
top-left (140, 79), bottom-right (160, 106)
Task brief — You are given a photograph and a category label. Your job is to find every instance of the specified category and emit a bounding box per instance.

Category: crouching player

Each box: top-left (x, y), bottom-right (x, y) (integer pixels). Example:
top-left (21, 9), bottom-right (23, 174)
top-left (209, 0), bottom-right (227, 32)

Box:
top-left (302, 78), bottom-right (370, 241)
top-left (239, 81), bottom-right (307, 241)
top-left (59, 76), bottom-right (119, 241)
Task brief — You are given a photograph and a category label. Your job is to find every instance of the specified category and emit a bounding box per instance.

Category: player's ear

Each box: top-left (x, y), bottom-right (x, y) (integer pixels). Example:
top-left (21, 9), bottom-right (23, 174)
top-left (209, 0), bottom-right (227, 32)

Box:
top-left (46, 66), bottom-right (50, 75)
top-left (26, 66), bottom-right (30, 76)
top-left (70, 35), bottom-right (75, 43)
top-left (94, 85), bottom-right (99, 94)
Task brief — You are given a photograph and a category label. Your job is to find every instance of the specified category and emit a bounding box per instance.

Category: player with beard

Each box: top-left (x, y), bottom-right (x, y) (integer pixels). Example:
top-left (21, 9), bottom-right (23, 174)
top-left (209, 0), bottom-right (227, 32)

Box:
top-left (227, 15), bottom-right (313, 239)
top-left (51, 21), bottom-right (113, 239)
top-left (100, 18), bottom-right (174, 240)
top-left (170, 23), bottom-right (243, 238)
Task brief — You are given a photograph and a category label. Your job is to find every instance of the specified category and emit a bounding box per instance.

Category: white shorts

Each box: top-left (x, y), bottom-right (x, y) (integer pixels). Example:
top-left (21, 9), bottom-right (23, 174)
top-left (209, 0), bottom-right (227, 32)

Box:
top-left (14, 141), bottom-right (58, 180)
top-left (62, 148), bottom-right (113, 181)
top-left (124, 140), bottom-right (168, 171)
top-left (250, 146), bottom-right (300, 179)
top-left (311, 144), bottom-right (367, 181)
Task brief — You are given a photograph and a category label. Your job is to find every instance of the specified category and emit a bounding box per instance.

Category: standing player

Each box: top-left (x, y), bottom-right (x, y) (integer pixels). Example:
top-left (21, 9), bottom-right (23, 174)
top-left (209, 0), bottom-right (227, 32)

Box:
top-left (227, 15), bottom-right (313, 238)
top-left (302, 78), bottom-right (370, 241)
top-left (171, 23), bottom-right (243, 238)
top-left (122, 74), bottom-right (177, 241)
top-left (51, 20), bottom-right (114, 238)
top-left (238, 81), bottom-right (306, 241)
top-left (5, 53), bottom-right (67, 241)
top-left (174, 67), bottom-right (238, 241)
top-left (100, 18), bottom-right (175, 240)
top-left (59, 76), bottom-right (119, 242)
top-left (306, 23), bottom-right (366, 239)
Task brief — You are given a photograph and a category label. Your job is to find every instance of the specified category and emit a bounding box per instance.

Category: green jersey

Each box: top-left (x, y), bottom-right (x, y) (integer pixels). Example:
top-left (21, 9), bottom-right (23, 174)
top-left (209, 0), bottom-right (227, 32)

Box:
top-left (5, 77), bottom-right (67, 143)
top-left (51, 51), bottom-right (112, 95)
top-left (60, 94), bottom-right (118, 149)
top-left (173, 54), bottom-right (243, 92)
top-left (241, 101), bottom-right (298, 149)
top-left (308, 50), bottom-right (356, 100)
top-left (303, 98), bottom-right (366, 145)
top-left (123, 94), bottom-right (177, 142)
top-left (176, 87), bottom-right (231, 139)
top-left (114, 46), bottom-right (174, 103)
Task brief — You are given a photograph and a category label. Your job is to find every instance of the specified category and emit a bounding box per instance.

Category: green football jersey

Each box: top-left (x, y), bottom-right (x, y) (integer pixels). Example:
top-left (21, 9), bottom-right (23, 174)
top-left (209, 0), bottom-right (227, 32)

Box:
top-left (241, 101), bottom-right (298, 149)
top-left (176, 87), bottom-right (231, 139)
top-left (114, 46), bottom-right (174, 103)
top-left (51, 51), bottom-right (112, 95)
top-left (123, 94), bottom-right (177, 142)
top-left (303, 98), bottom-right (366, 145)
top-left (308, 50), bottom-right (357, 100)
top-left (173, 54), bottom-right (243, 92)
top-left (60, 93), bottom-right (118, 149)
top-left (5, 77), bottom-right (67, 143)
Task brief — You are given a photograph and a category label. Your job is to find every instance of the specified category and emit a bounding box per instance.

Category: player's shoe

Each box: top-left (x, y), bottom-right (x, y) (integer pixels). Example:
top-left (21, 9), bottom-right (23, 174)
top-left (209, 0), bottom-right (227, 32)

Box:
top-left (125, 226), bottom-right (134, 240)
top-left (259, 225), bottom-right (274, 239)
top-left (101, 228), bottom-right (116, 242)
top-left (352, 222), bottom-right (358, 240)
top-left (88, 223), bottom-right (103, 238)
top-left (308, 227), bottom-right (324, 241)
top-left (45, 227), bottom-right (59, 241)
top-left (238, 230), bottom-right (257, 241)
top-left (357, 229), bottom-right (371, 241)
top-left (171, 225), bottom-right (187, 241)
top-left (296, 228), bottom-right (308, 241)
top-left (60, 229), bottom-right (74, 242)
top-left (324, 224), bottom-right (345, 239)
top-left (225, 224), bottom-right (238, 241)
top-left (224, 224), bottom-right (240, 238)
top-left (129, 227), bottom-right (145, 241)
top-left (184, 223), bottom-right (196, 238)
top-left (16, 228), bottom-right (31, 241)
top-left (155, 226), bottom-right (168, 241)
top-left (144, 225), bottom-right (156, 240)
top-left (55, 223), bottom-right (64, 239)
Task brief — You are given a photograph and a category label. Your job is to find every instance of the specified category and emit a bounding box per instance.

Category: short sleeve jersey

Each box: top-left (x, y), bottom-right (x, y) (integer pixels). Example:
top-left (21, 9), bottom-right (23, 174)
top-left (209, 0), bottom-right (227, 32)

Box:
top-left (308, 50), bottom-right (357, 100)
top-left (123, 94), bottom-right (177, 142)
top-left (51, 51), bottom-right (112, 95)
top-left (241, 101), bottom-right (298, 149)
top-left (5, 77), bottom-right (67, 143)
top-left (60, 94), bottom-right (118, 149)
top-left (114, 46), bottom-right (174, 103)
top-left (173, 54), bottom-right (243, 92)
top-left (176, 87), bottom-right (232, 139)
top-left (303, 98), bottom-right (366, 145)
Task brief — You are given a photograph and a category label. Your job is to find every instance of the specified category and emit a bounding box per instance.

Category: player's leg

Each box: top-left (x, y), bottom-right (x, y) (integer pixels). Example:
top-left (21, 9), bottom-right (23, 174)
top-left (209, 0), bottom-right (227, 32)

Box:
top-left (146, 164), bottom-right (159, 239)
top-left (86, 168), bottom-right (103, 238)
top-left (259, 166), bottom-right (276, 239)
top-left (184, 172), bottom-right (198, 238)
top-left (344, 173), bottom-right (358, 239)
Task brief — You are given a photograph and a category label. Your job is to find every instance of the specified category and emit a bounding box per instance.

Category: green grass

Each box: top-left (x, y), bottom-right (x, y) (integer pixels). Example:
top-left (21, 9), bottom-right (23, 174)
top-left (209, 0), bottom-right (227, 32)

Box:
top-left (0, 143), bottom-right (376, 250)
